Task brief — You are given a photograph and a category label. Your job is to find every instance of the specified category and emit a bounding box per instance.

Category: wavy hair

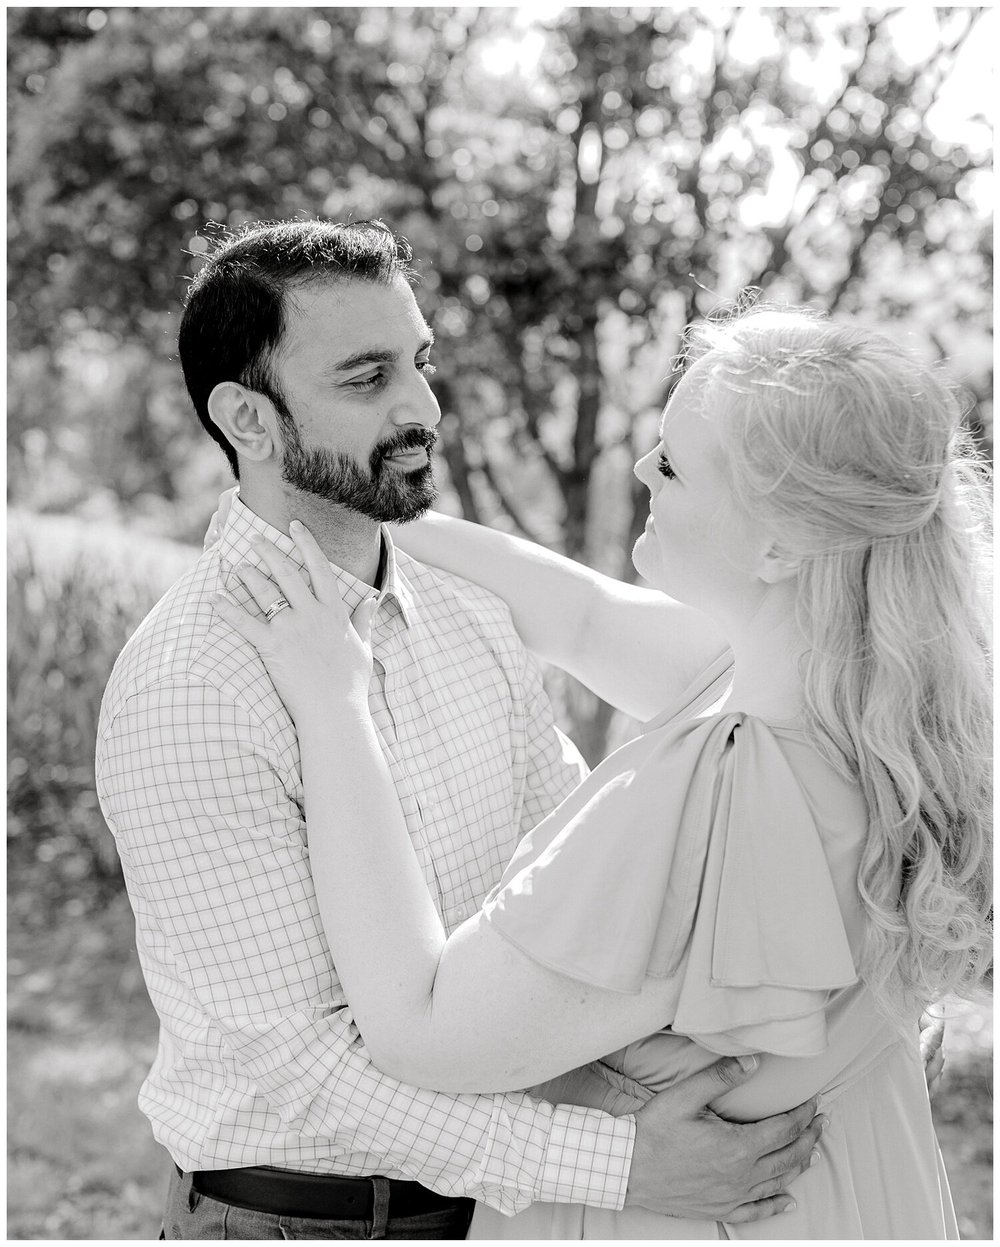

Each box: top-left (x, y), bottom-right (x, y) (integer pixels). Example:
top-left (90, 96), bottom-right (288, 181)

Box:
top-left (683, 303), bottom-right (992, 1025)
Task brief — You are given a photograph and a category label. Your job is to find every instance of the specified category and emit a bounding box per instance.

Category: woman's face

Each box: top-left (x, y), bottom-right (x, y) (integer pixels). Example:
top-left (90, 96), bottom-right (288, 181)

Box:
top-left (632, 360), bottom-right (767, 615)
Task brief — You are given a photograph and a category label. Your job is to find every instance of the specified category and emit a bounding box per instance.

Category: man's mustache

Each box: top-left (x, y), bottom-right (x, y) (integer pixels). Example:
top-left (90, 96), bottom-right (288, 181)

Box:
top-left (372, 427), bottom-right (439, 469)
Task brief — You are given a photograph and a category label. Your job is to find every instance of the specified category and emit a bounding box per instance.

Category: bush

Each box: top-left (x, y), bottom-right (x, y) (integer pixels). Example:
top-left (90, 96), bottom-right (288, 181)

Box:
top-left (7, 510), bottom-right (198, 925)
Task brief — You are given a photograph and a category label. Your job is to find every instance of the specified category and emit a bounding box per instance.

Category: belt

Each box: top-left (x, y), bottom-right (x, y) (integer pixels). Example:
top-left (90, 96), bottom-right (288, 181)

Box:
top-left (183, 1165), bottom-right (469, 1221)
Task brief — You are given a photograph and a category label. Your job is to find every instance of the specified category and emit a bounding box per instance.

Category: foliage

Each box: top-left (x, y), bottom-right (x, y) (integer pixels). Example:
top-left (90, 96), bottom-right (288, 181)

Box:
top-left (6, 512), bottom-right (198, 922)
top-left (8, 895), bottom-right (166, 1240)
top-left (7, 3), bottom-right (993, 760)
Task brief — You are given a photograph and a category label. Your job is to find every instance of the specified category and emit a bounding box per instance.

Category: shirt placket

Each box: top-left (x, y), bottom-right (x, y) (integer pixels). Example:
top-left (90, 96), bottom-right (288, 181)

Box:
top-left (367, 605), bottom-right (445, 916)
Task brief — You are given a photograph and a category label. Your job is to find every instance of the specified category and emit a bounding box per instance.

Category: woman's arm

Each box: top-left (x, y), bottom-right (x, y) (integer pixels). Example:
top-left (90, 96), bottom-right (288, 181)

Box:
top-left (214, 528), bottom-right (680, 1093)
top-left (300, 694), bottom-right (679, 1093)
top-left (394, 512), bottom-right (728, 722)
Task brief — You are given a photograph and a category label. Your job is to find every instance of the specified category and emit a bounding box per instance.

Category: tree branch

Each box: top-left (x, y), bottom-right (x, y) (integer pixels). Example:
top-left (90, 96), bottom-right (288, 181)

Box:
top-left (509, 335), bottom-right (571, 488)
top-left (684, 12), bottom-right (739, 251)
top-left (477, 455), bottom-right (549, 545)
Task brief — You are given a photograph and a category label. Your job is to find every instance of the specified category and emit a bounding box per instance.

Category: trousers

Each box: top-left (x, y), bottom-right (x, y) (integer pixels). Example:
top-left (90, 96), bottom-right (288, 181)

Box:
top-left (160, 1166), bottom-right (475, 1240)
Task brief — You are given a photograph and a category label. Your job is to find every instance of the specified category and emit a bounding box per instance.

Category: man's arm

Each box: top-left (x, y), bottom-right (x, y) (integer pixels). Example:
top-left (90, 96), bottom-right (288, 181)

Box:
top-left (96, 679), bottom-right (633, 1217)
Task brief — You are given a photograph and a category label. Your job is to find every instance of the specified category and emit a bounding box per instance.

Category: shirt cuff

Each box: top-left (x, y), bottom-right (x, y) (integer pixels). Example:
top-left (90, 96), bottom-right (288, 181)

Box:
top-left (535, 1103), bottom-right (635, 1211)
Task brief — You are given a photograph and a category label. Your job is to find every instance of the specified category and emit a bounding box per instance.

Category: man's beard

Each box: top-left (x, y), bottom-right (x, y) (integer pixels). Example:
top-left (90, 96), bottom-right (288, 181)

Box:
top-left (278, 418), bottom-right (439, 523)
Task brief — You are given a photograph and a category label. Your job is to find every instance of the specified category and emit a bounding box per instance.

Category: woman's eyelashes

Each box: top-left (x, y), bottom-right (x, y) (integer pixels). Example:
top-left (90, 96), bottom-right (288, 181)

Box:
top-left (657, 451), bottom-right (676, 480)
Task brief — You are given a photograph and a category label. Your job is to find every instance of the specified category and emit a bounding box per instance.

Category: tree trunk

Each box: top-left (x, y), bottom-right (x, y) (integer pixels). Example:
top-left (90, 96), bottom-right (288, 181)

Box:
top-left (564, 309), bottom-right (601, 559)
top-left (433, 376), bottom-right (481, 523)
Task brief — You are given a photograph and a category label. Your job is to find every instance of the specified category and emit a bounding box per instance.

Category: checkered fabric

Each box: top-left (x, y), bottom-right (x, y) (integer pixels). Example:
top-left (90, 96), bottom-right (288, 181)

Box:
top-left (96, 495), bottom-right (634, 1215)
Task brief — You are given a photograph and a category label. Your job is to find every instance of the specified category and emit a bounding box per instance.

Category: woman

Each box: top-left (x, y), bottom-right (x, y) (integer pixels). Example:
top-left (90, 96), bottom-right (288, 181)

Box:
top-left (213, 305), bottom-right (991, 1237)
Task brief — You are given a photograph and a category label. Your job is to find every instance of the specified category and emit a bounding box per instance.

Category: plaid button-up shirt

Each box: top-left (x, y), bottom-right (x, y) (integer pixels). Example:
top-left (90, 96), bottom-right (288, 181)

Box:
top-left (96, 495), bottom-right (634, 1215)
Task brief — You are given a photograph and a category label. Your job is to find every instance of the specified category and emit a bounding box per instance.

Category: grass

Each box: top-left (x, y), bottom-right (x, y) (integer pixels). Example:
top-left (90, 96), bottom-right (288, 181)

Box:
top-left (7, 1034), bottom-right (167, 1240)
top-left (7, 897), bottom-right (166, 1240)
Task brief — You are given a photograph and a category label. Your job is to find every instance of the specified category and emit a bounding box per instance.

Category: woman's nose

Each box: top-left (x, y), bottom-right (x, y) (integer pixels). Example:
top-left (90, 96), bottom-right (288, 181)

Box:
top-left (633, 448), bottom-right (657, 488)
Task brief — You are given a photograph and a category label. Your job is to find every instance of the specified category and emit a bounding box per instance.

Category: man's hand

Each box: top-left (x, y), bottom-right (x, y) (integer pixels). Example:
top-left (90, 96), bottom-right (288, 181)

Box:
top-left (625, 1055), bottom-right (825, 1223)
top-left (919, 1012), bottom-right (946, 1098)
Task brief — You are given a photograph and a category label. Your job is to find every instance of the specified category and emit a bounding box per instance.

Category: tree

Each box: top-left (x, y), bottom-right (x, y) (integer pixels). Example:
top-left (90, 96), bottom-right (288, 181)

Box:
top-left (8, 6), bottom-right (991, 759)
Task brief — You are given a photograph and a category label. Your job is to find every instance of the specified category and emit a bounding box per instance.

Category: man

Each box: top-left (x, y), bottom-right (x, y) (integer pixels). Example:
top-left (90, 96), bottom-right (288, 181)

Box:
top-left (96, 219), bottom-right (823, 1240)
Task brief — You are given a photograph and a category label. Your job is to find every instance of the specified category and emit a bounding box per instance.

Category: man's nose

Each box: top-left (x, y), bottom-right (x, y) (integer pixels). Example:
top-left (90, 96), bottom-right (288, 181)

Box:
top-left (392, 371), bottom-right (441, 428)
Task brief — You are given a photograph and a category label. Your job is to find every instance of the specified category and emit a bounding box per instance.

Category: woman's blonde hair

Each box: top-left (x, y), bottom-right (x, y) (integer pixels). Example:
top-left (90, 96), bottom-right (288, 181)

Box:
top-left (684, 302), bottom-right (992, 1024)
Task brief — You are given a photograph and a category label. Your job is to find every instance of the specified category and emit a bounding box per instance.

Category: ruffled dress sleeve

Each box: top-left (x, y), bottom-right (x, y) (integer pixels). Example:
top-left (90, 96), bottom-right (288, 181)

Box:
top-left (481, 713), bottom-right (859, 1058)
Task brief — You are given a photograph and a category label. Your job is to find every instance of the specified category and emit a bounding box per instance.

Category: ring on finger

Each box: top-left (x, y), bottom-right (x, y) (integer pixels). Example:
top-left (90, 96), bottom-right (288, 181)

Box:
top-left (263, 596), bottom-right (291, 622)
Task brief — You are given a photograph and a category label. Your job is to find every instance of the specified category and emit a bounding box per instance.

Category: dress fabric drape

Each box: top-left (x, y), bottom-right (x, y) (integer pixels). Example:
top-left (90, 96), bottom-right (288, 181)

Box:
top-left (469, 709), bottom-right (958, 1239)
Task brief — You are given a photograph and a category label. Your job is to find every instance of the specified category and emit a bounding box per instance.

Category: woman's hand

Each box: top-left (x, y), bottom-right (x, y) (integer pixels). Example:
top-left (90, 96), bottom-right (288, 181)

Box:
top-left (211, 520), bottom-right (376, 724)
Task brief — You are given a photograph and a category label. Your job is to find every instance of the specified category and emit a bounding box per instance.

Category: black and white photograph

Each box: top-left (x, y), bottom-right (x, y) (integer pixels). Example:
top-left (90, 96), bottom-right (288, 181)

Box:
top-left (7, 5), bottom-right (993, 1240)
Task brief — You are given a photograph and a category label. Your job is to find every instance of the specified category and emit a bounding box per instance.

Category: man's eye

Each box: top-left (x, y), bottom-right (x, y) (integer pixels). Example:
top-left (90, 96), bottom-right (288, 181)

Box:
top-left (657, 452), bottom-right (676, 480)
top-left (351, 371), bottom-right (385, 392)
top-left (417, 360), bottom-right (437, 376)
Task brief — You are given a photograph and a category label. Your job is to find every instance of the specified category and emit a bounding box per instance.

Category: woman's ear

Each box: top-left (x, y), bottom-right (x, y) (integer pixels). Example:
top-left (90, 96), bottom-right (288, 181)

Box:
top-left (207, 382), bottom-right (278, 465)
top-left (758, 542), bottom-right (801, 585)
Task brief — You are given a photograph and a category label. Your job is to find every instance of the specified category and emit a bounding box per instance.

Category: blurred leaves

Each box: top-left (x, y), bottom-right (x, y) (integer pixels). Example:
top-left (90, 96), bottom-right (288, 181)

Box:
top-left (6, 4), bottom-right (993, 755)
top-left (8, 7), bottom-right (992, 527)
top-left (7, 514), bottom-right (198, 921)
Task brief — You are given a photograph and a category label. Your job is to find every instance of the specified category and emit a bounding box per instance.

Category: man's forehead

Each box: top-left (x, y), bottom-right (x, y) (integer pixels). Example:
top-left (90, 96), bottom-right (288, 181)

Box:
top-left (289, 273), bottom-right (419, 315)
top-left (283, 276), bottom-right (430, 349)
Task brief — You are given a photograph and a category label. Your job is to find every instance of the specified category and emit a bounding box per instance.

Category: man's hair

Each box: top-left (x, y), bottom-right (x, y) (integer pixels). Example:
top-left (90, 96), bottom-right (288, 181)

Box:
top-left (178, 219), bottom-right (415, 477)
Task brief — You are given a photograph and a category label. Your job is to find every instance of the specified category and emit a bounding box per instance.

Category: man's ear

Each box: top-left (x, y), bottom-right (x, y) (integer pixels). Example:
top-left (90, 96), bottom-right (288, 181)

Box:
top-left (207, 382), bottom-right (278, 465)
top-left (758, 541), bottom-right (801, 585)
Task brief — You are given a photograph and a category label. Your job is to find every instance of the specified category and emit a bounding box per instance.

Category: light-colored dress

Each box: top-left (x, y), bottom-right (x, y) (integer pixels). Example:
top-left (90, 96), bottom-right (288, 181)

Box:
top-left (470, 706), bottom-right (958, 1239)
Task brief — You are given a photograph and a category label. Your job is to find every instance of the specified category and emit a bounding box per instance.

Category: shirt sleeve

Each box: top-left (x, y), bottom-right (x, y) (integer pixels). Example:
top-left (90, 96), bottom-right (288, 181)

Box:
top-left (516, 645), bottom-right (590, 837)
top-left (96, 678), bottom-right (632, 1215)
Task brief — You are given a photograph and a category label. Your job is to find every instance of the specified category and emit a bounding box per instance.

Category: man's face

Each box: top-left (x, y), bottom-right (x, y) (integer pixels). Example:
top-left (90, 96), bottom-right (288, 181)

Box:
top-left (268, 276), bottom-right (442, 523)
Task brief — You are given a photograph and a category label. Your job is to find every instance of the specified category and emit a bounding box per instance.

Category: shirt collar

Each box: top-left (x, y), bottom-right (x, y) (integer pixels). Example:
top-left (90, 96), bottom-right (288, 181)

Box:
top-left (379, 527), bottom-right (416, 626)
top-left (218, 492), bottom-right (414, 629)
